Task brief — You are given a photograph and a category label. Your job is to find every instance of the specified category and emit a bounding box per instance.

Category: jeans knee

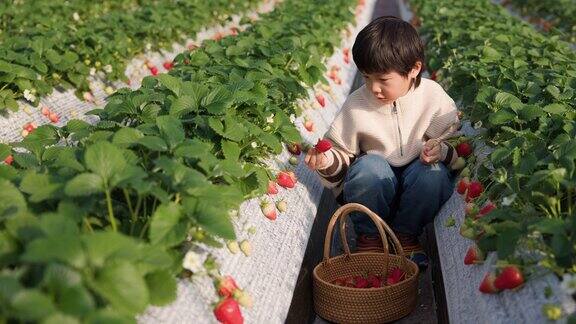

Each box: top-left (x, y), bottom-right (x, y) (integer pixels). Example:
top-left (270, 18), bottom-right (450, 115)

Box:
top-left (344, 155), bottom-right (396, 194)
top-left (406, 162), bottom-right (452, 195)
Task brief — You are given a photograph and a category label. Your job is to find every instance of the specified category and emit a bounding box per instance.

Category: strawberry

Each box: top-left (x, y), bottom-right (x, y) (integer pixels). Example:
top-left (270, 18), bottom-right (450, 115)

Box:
top-left (386, 268), bottom-right (406, 285)
top-left (145, 61), bottom-right (156, 69)
top-left (366, 274), bottom-right (382, 288)
top-left (163, 61), bottom-right (174, 70)
top-left (227, 241), bottom-right (240, 254)
top-left (477, 201), bottom-right (496, 219)
top-left (150, 66), bottom-right (159, 76)
top-left (41, 106), bottom-right (51, 116)
top-left (494, 266), bottom-right (524, 290)
top-left (3, 155), bottom-right (14, 165)
top-left (230, 27), bottom-right (239, 36)
top-left (354, 276), bottom-right (369, 288)
top-left (233, 290), bottom-right (253, 308)
top-left (479, 273), bottom-right (500, 294)
top-left (216, 276), bottom-right (239, 298)
top-left (276, 171), bottom-right (295, 189)
top-left (213, 32), bottom-right (224, 41)
top-left (466, 181), bottom-right (484, 200)
top-left (332, 278), bottom-right (346, 286)
top-left (459, 223), bottom-right (476, 240)
top-left (48, 112), bottom-right (60, 123)
top-left (456, 177), bottom-right (469, 195)
top-left (267, 181), bottom-right (278, 195)
top-left (83, 92), bottom-right (95, 103)
top-left (104, 86), bottom-right (115, 95)
top-left (23, 122), bottom-right (36, 133)
top-left (464, 245), bottom-right (484, 265)
top-left (286, 171), bottom-right (297, 184)
top-left (214, 298), bottom-right (244, 324)
top-left (456, 142), bottom-right (473, 157)
top-left (315, 139), bottom-right (332, 153)
top-left (430, 71), bottom-right (437, 81)
top-left (287, 142), bottom-right (301, 155)
top-left (276, 200), bottom-right (287, 213)
top-left (451, 157), bottom-right (466, 170)
top-left (260, 201), bottom-right (277, 220)
top-left (289, 156), bottom-right (299, 166)
top-left (239, 240), bottom-right (251, 256)
top-left (315, 93), bottom-right (326, 107)
top-left (304, 120), bottom-right (314, 132)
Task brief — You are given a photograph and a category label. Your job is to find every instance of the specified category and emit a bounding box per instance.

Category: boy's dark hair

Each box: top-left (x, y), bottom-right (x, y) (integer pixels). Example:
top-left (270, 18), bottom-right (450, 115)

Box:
top-left (352, 16), bottom-right (425, 88)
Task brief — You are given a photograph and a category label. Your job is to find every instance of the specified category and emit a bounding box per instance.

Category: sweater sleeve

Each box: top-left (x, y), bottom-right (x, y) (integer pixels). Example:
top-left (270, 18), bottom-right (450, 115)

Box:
top-left (315, 106), bottom-right (360, 192)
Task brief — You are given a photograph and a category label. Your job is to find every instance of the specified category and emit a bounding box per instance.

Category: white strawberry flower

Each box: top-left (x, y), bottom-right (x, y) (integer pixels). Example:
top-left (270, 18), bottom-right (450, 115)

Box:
top-left (266, 113), bottom-right (275, 124)
top-left (103, 65), bottom-right (113, 73)
top-left (23, 89), bottom-right (36, 102)
top-left (72, 12), bottom-right (80, 21)
top-left (182, 250), bottom-right (206, 273)
top-left (560, 273), bottom-right (576, 295)
top-left (289, 114), bottom-right (296, 123)
top-left (251, 142), bottom-right (258, 148)
top-left (502, 193), bottom-right (517, 206)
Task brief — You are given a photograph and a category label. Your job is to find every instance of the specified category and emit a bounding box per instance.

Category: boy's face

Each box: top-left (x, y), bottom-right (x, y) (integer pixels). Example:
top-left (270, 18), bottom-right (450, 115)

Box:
top-left (361, 62), bottom-right (421, 105)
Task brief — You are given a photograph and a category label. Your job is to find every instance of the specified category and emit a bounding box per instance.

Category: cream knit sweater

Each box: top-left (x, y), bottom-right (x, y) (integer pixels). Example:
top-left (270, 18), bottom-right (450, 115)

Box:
top-left (317, 78), bottom-right (461, 196)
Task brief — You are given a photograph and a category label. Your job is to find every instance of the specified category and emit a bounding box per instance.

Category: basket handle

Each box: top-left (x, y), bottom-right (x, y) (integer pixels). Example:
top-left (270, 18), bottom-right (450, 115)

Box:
top-left (323, 203), bottom-right (396, 266)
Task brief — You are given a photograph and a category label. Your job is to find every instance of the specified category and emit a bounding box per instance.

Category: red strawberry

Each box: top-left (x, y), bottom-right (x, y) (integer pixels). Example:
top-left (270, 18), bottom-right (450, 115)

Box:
top-left (150, 66), bottom-right (159, 76)
top-left (48, 112), bottom-right (60, 123)
top-left (163, 61), bottom-right (174, 70)
top-left (494, 266), bottom-right (524, 290)
top-left (343, 276), bottom-right (355, 287)
top-left (466, 181), bottom-right (484, 200)
top-left (214, 298), bottom-right (244, 324)
top-left (477, 201), bottom-right (496, 219)
top-left (216, 276), bottom-right (239, 298)
top-left (456, 142), bottom-right (473, 157)
top-left (286, 171), bottom-right (297, 184)
top-left (23, 122), bottom-right (36, 133)
top-left (41, 106), bottom-right (51, 116)
top-left (366, 274), bottom-right (382, 288)
top-left (3, 155), bottom-right (13, 165)
top-left (315, 139), bottom-right (332, 153)
top-left (260, 201), bottom-right (277, 220)
top-left (430, 71), bottom-right (437, 81)
top-left (276, 172), bottom-right (295, 189)
top-left (230, 27), bottom-right (239, 36)
top-left (332, 278), bottom-right (346, 286)
top-left (479, 273), bottom-right (500, 294)
top-left (304, 120), bottom-right (314, 132)
top-left (386, 268), bottom-right (406, 285)
top-left (354, 276), bottom-right (369, 288)
top-left (267, 181), bottom-right (278, 195)
top-left (464, 245), bottom-right (484, 265)
top-left (457, 177), bottom-right (469, 195)
top-left (315, 93), bottom-right (326, 107)
top-left (287, 143), bottom-right (301, 155)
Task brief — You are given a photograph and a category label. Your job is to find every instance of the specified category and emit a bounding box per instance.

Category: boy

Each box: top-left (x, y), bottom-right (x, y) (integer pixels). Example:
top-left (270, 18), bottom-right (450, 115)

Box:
top-left (305, 16), bottom-right (460, 269)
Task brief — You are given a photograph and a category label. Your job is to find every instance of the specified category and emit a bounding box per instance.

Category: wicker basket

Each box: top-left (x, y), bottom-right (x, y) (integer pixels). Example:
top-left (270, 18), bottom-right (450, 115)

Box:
top-left (313, 203), bottom-right (419, 324)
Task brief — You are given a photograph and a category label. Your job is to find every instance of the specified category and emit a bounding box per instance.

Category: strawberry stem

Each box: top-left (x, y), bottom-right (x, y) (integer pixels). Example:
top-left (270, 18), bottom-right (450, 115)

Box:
top-left (105, 189), bottom-right (117, 232)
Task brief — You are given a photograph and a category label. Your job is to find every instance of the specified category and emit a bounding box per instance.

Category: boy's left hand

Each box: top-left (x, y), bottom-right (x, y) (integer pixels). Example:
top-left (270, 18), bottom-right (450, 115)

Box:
top-left (420, 139), bottom-right (441, 165)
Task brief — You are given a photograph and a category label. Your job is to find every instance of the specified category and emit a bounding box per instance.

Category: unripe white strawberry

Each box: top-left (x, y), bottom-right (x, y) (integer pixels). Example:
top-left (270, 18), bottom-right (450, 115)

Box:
top-left (276, 199), bottom-right (288, 213)
top-left (239, 240), bottom-right (251, 256)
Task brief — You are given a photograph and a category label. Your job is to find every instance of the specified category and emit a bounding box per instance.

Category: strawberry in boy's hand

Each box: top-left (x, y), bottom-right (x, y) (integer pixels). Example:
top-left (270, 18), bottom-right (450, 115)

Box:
top-left (315, 139), bottom-right (332, 153)
top-left (305, 139), bottom-right (332, 171)
top-left (420, 139), bottom-right (441, 165)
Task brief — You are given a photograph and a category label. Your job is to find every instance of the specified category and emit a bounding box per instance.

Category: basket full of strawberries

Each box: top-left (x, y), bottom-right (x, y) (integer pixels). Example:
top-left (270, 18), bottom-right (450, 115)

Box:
top-left (313, 203), bottom-right (419, 324)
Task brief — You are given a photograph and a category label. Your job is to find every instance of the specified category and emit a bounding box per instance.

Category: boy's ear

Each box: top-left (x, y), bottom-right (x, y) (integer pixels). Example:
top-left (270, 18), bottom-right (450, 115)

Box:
top-left (409, 61), bottom-right (422, 79)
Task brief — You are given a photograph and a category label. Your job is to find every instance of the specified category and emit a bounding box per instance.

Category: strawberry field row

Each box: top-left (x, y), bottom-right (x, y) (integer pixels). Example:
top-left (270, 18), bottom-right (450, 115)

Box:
top-left (0, 0), bottom-right (261, 113)
top-left (504, 0), bottom-right (576, 43)
top-left (410, 0), bottom-right (576, 317)
top-left (0, 0), bottom-right (357, 322)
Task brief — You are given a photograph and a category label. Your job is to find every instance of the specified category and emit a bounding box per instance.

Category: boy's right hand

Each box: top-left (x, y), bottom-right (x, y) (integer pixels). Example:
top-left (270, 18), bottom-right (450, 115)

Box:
top-left (305, 148), bottom-right (330, 171)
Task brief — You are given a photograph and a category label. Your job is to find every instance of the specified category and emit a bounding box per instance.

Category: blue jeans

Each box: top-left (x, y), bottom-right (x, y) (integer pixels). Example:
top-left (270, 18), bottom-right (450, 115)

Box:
top-left (342, 154), bottom-right (455, 237)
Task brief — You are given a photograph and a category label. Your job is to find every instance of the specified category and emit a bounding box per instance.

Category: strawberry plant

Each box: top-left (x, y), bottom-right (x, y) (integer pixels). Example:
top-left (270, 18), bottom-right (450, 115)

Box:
top-left (411, 0), bottom-right (576, 295)
top-left (504, 0), bottom-right (576, 42)
top-left (0, 0), bottom-right (357, 321)
top-left (0, 0), bottom-right (262, 112)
